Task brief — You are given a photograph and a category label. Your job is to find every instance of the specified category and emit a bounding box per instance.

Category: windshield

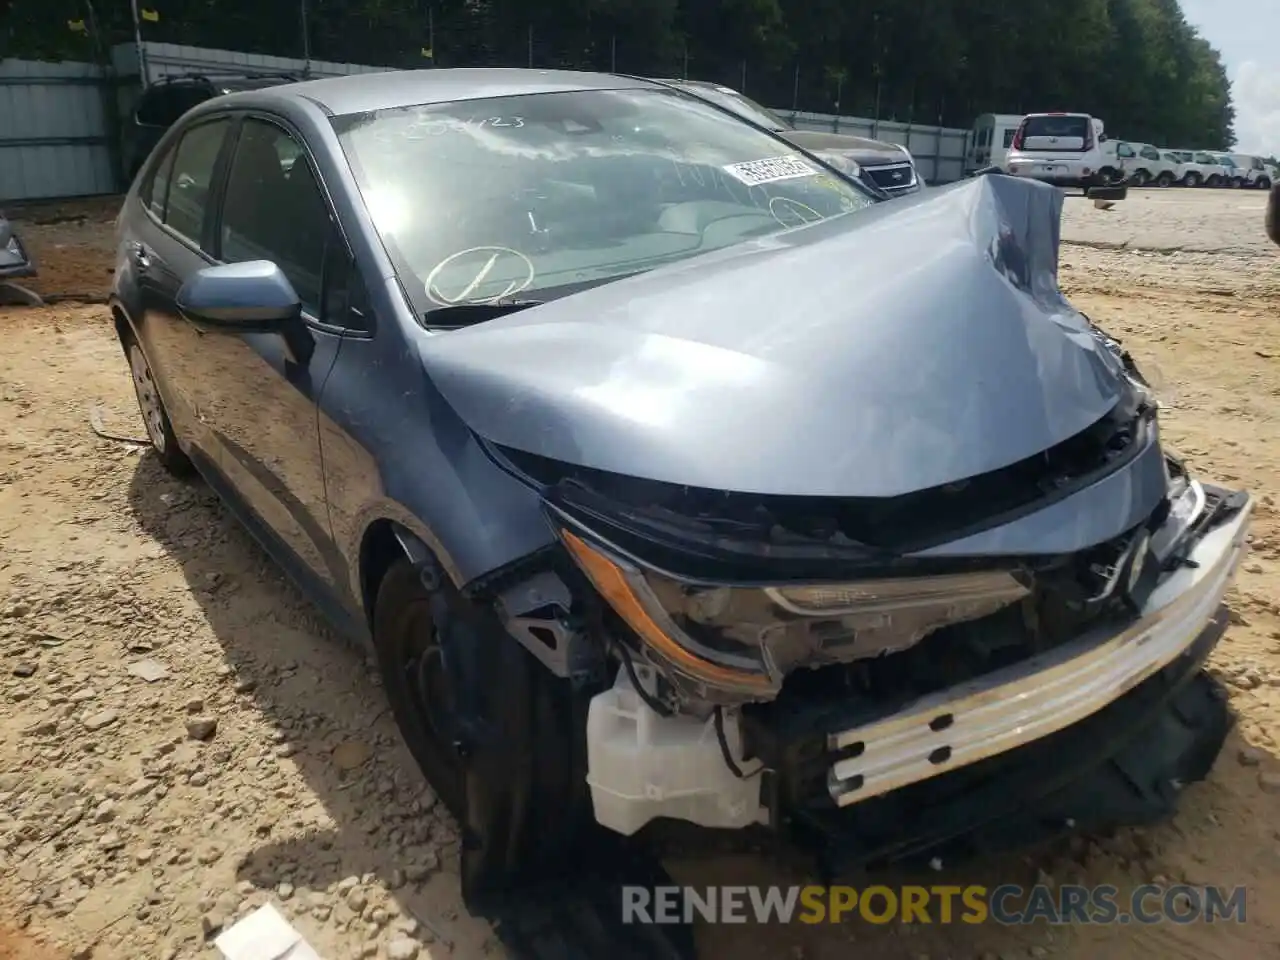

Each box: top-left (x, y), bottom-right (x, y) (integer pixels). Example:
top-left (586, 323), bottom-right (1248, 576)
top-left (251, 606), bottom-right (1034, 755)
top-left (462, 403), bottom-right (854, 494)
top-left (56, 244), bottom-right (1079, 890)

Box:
top-left (334, 87), bottom-right (874, 321)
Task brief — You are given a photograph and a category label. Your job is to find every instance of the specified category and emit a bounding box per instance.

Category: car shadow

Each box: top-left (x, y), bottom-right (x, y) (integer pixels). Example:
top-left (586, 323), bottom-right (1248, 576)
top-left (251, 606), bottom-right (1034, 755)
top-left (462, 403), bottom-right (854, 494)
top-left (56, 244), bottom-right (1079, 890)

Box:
top-left (124, 453), bottom-right (501, 958)
top-left (124, 449), bottom-right (1280, 960)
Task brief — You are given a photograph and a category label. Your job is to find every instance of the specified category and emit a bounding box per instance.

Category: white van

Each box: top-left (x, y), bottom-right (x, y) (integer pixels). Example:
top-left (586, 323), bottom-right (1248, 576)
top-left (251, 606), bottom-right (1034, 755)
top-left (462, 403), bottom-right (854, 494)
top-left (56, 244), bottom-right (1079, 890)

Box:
top-left (1102, 141), bottom-right (1180, 186)
top-left (1228, 154), bottom-right (1273, 189)
top-left (965, 113), bottom-right (1024, 174)
top-left (1004, 112), bottom-right (1107, 188)
top-left (1167, 150), bottom-right (1229, 187)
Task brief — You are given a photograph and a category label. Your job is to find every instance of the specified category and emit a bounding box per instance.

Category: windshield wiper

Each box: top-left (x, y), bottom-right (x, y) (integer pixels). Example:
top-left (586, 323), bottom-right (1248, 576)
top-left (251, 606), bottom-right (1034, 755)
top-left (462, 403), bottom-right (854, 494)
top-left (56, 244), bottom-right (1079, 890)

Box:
top-left (423, 298), bottom-right (544, 328)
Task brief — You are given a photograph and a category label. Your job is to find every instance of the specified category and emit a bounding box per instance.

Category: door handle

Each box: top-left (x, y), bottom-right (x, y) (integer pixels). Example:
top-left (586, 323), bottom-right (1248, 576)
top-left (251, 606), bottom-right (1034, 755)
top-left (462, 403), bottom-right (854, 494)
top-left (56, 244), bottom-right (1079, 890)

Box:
top-left (130, 242), bottom-right (152, 270)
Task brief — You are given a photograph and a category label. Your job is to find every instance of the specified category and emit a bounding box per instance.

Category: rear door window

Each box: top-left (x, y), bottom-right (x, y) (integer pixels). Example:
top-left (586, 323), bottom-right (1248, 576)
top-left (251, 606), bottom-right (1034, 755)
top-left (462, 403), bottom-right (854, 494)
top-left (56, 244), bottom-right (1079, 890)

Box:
top-left (142, 144), bottom-right (177, 219)
top-left (1020, 116), bottom-right (1088, 151)
top-left (1140, 146), bottom-right (1160, 161)
top-left (163, 118), bottom-right (231, 249)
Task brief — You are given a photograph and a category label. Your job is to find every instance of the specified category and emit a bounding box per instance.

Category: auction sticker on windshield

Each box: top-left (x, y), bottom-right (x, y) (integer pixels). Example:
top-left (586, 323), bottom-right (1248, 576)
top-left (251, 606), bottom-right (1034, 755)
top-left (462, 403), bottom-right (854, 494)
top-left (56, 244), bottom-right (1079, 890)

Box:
top-left (722, 155), bottom-right (818, 186)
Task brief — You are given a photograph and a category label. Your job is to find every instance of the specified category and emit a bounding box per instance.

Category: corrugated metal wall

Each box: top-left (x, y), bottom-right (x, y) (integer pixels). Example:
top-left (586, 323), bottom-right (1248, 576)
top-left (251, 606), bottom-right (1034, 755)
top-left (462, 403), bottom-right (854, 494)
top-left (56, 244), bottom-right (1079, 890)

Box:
top-left (783, 111), bottom-right (971, 185)
top-left (109, 40), bottom-right (391, 84)
top-left (0, 59), bottom-right (118, 203)
top-left (0, 44), bottom-right (972, 201)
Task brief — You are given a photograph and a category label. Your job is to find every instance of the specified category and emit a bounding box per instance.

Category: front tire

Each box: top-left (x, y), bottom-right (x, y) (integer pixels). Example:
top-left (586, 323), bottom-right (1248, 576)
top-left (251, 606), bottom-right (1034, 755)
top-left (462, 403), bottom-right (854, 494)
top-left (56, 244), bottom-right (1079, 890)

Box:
top-left (1258, 177), bottom-right (1272, 190)
top-left (373, 560), bottom-right (469, 819)
top-left (121, 328), bottom-right (193, 476)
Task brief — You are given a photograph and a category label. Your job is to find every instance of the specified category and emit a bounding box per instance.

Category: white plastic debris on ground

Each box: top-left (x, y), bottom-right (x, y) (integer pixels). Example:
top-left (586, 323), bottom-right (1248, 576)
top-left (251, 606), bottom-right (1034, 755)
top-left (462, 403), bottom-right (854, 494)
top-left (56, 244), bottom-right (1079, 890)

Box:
top-left (215, 903), bottom-right (325, 960)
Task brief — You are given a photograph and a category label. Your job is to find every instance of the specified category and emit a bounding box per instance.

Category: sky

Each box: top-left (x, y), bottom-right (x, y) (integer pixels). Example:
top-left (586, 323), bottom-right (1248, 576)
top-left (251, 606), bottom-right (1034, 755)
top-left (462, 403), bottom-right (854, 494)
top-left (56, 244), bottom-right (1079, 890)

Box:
top-left (1179, 0), bottom-right (1280, 156)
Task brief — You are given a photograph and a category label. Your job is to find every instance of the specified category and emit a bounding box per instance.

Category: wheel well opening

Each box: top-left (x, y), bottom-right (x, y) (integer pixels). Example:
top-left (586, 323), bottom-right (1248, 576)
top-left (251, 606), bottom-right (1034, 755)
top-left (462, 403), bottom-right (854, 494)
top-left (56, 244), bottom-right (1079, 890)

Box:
top-left (360, 520), bottom-right (407, 626)
top-left (111, 305), bottom-right (130, 345)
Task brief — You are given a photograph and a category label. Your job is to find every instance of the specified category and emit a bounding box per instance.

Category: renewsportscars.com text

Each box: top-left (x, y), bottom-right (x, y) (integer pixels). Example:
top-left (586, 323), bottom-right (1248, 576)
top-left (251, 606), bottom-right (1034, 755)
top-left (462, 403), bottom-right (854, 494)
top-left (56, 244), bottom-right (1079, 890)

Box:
top-left (620, 884), bottom-right (1247, 926)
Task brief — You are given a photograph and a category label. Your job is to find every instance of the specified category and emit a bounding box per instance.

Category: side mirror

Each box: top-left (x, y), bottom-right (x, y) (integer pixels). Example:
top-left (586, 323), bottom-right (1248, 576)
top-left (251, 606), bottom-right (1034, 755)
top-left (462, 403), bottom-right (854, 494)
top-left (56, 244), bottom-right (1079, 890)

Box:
top-left (1086, 185), bottom-right (1127, 202)
top-left (176, 261), bottom-right (301, 332)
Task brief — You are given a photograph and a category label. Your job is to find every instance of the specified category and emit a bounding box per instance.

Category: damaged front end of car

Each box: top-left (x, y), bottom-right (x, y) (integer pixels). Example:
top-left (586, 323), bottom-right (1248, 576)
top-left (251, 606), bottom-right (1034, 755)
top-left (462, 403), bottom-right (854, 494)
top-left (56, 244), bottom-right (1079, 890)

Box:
top-left (416, 173), bottom-right (1250, 954)
top-left (485, 392), bottom-right (1248, 865)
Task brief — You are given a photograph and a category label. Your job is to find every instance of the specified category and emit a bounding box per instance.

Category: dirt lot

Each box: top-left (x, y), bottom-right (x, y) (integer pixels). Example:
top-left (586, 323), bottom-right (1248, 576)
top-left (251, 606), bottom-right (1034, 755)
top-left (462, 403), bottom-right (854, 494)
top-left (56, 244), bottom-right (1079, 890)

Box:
top-left (3, 189), bottom-right (1280, 960)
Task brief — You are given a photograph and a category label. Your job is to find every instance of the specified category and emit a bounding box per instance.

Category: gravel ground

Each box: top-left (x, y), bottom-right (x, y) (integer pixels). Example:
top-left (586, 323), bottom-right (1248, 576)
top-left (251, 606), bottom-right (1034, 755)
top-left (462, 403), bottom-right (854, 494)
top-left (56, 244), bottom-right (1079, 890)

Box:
top-left (3, 189), bottom-right (1280, 960)
top-left (1060, 185), bottom-right (1274, 257)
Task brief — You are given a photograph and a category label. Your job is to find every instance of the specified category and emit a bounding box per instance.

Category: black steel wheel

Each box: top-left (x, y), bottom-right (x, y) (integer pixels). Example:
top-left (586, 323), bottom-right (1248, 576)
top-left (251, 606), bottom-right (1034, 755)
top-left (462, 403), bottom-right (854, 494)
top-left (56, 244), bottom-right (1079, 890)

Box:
top-left (373, 559), bottom-right (468, 818)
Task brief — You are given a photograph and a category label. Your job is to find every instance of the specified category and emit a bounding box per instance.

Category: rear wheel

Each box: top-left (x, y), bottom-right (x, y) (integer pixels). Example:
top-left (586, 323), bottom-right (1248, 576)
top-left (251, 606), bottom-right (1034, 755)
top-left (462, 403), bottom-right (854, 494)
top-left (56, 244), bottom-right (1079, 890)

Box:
top-left (1258, 177), bottom-right (1272, 190)
top-left (1205, 174), bottom-right (1222, 187)
top-left (1098, 166), bottom-right (1122, 186)
top-left (121, 328), bottom-right (193, 476)
top-left (1184, 171), bottom-right (1202, 187)
top-left (1155, 171), bottom-right (1175, 187)
top-left (1129, 168), bottom-right (1150, 187)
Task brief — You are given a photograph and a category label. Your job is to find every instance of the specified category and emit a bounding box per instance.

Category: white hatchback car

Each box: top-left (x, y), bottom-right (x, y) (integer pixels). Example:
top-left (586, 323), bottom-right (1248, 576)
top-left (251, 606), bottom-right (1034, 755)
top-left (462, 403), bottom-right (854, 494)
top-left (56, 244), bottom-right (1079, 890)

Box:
top-left (1005, 112), bottom-right (1107, 188)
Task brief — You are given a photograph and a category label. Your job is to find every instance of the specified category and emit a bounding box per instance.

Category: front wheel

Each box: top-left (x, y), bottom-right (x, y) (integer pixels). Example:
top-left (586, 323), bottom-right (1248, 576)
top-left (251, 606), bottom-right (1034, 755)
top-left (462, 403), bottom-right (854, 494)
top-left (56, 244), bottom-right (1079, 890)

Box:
top-left (121, 328), bottom-right (193, 476)
top-left (373, 560), bottom-right (469, 818)
top-left (1258, 177), bottom-right (1272, 190)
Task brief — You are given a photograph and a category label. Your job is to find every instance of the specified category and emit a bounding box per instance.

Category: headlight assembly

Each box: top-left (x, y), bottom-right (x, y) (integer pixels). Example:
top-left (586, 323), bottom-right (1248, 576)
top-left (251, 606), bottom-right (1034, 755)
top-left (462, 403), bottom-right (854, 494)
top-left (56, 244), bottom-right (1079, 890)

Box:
top-left (560, 528), bottom-right (1030, 700)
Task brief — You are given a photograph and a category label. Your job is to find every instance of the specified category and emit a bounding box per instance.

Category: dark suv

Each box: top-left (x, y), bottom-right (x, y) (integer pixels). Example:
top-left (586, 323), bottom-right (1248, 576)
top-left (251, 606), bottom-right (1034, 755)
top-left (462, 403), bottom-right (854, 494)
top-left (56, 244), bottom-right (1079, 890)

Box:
top-left (124, 73), bottom-right (301, 182)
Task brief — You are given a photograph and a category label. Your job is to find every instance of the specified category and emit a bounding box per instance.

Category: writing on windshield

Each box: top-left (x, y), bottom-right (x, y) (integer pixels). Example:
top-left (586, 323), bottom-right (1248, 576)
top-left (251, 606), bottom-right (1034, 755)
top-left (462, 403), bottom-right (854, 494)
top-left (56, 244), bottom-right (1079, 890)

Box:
top-left (334, 86), bottom-right (873, 319)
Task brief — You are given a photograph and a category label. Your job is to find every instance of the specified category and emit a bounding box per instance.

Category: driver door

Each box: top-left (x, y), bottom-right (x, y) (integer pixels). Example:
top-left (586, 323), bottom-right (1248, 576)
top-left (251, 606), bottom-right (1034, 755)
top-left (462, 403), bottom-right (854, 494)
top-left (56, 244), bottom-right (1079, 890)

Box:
top-left (197, 115), bottom-right (348, 591)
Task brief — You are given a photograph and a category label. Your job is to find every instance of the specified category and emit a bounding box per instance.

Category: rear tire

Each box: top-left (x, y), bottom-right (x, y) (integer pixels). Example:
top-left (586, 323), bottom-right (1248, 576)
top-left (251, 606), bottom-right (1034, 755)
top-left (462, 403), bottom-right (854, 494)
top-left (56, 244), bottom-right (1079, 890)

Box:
top-left (1184, 172), bottom-right (1202, 187)
top-left (120, 327), bottom-right (193, 477)
top-left (1130, 168), bottom-right (1150, 187)
top-left (1155, 171), bottom-right (1175, 187)
top-left (1258, 177), bottom-right (1272, 190)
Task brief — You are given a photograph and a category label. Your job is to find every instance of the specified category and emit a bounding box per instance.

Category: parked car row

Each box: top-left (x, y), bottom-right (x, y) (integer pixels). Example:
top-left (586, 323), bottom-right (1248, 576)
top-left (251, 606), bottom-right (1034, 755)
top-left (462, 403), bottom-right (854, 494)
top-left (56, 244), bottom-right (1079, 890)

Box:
top-left (965, 112), bottom-right (1274, 191)
top-left (1100, 143), bottom-right (1273, 189)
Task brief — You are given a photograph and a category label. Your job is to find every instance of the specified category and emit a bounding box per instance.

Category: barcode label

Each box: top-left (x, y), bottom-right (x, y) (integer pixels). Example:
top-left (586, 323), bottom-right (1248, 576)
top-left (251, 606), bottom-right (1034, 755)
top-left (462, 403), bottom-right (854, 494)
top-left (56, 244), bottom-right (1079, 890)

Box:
top-left (721, 155), bottom-right (818, 186)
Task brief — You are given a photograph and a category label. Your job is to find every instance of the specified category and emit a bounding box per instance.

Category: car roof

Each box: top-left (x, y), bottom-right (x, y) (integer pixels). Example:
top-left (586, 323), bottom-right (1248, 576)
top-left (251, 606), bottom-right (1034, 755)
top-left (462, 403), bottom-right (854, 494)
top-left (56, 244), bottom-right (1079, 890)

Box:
top-left (245, 67), bottom-right (661, 117)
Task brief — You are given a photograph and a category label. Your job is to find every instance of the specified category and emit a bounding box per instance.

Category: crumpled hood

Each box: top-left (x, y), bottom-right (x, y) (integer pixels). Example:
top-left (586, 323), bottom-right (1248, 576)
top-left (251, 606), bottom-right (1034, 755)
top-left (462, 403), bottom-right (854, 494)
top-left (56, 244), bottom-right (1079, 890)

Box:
top-left (783, 129), bottom-right (909, 163)
top-left (416, 174), bottom-right (1128, 498)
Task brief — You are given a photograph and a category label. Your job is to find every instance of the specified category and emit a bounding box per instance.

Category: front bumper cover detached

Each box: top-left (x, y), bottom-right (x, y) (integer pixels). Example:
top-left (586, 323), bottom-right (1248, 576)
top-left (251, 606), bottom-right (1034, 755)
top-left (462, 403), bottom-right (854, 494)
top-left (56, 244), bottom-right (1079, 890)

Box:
top-left (766, 486), bottom-right (1249, 875)
top-left (823, 485), bottom-right (1250, 809)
